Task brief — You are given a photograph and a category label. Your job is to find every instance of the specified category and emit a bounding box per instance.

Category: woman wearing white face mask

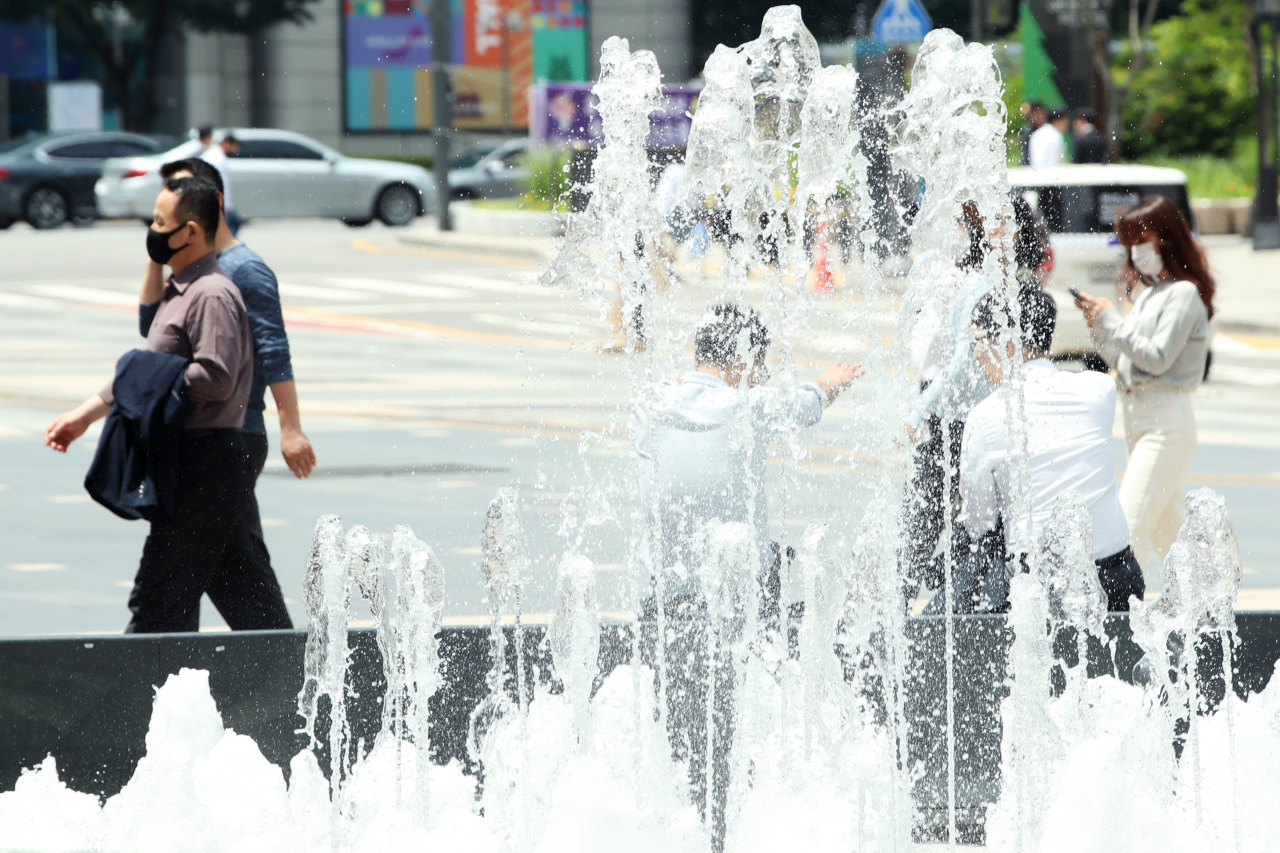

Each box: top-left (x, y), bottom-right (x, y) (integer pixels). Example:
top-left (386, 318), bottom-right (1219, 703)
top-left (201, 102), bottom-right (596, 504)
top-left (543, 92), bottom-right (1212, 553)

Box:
top-left (1073, 196), bottom-right (1214, 586)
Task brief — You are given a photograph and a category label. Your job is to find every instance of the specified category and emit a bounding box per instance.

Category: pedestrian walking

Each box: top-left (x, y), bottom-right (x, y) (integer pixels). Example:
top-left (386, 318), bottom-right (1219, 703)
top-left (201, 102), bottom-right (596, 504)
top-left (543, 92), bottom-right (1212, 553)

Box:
top-left (150, 157), bottom-right (314, 628)
top-left (1028, 108), bottom-right (1068, 168)
top-left (954, 285), bottom-right (1144, 613)
top-left (198, 127), bottom-right (242, 235)
top-left (1018, 101), bottom-right (1045, 167)
top-left (1071, 108), bottom-right (1109, 164)
top-left (44, 177), bottom-right (290, 633)
top-left (1073, 196), bottom-right (1213, 585)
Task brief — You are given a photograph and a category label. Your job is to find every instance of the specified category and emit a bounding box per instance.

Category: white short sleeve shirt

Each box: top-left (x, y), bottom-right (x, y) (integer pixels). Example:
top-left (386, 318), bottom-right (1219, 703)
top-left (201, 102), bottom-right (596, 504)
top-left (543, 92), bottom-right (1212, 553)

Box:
top-left (960, 359), bottom-right (1129, 560)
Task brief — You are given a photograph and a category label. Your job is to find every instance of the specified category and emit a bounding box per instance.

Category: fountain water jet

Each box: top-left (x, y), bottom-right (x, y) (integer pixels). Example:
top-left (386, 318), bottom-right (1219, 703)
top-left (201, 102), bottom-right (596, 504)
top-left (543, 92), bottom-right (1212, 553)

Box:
top-left (5, 9), bottom-right (1280, 853)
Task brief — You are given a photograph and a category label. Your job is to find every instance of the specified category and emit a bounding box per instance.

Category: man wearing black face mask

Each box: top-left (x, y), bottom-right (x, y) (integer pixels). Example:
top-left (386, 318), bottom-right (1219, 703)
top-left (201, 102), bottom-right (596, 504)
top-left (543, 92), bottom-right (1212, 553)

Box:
top-left (45, 177), bottom-right (281, 633)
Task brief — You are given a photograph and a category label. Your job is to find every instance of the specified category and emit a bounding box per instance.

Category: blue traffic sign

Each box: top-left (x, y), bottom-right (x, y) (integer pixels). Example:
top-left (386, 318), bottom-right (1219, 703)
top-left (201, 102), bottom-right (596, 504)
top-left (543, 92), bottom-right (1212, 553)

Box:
top-left (872, 0), bottom-right (933, 44)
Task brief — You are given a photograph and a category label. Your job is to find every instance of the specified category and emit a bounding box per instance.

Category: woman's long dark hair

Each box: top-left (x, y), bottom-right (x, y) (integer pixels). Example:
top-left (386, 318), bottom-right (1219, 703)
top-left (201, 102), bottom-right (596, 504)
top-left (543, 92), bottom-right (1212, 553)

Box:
top-left (1115, 196), bottom-right (1216, 319)
top-left (958, 194), bottom-right (1050, 278)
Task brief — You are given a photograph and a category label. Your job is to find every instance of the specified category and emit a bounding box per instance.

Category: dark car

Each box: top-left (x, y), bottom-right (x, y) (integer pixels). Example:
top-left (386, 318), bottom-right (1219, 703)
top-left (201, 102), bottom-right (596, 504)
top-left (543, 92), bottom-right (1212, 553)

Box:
top-left (0, 132), bottom-right (170, 229)
top-left (448, 139), bottom-right (529, 200)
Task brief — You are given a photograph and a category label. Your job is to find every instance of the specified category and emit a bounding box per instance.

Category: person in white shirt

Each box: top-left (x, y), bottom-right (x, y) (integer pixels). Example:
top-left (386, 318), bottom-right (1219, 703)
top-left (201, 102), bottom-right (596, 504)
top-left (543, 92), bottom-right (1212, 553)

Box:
top-left (198, 127), bottom-right (240, 235)
top-left (639, 302), bottom-right (864, 613)
top-left (637, 302), bottom-right (863, 845)
top-left (1027, 108), bottom-right (1069, 168)
top-left (957, 285), bottom-right (1145, 613)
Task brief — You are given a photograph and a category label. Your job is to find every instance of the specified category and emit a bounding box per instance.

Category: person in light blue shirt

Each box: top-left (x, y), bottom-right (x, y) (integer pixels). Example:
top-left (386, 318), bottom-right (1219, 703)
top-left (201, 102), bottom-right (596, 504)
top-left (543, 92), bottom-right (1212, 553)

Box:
top-left (132, 157), bottom-right (317, 629)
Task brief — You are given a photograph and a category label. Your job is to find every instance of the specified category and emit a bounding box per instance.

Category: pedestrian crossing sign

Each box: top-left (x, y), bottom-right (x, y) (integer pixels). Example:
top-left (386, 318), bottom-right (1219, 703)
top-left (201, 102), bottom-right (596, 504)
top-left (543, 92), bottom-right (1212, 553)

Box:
top-left (872, 0), bottom-right (933, 45)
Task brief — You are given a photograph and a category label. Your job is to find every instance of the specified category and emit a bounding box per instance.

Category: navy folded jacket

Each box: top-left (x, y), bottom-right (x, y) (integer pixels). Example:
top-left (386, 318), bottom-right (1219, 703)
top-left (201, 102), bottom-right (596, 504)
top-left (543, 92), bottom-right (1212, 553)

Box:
top-left (85, 350), bottom-right (192, 521)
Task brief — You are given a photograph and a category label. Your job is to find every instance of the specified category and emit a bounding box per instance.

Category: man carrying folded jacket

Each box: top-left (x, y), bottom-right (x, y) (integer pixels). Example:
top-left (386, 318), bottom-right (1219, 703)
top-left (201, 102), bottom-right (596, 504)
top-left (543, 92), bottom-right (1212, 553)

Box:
top-left (44, 176), bottom-right (292, 633)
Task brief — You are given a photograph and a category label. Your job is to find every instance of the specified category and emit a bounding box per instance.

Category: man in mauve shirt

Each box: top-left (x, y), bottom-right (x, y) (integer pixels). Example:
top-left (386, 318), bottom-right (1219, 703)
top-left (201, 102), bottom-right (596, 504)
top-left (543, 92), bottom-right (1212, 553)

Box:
top-left (45, 177), bottom-right (293, 633)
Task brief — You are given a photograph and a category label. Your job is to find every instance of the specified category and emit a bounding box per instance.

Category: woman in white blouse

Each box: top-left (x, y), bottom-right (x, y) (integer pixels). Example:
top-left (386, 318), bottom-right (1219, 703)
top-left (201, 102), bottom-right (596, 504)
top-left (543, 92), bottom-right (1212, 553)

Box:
top-left (1073, 196), bottom-right (1214, 582)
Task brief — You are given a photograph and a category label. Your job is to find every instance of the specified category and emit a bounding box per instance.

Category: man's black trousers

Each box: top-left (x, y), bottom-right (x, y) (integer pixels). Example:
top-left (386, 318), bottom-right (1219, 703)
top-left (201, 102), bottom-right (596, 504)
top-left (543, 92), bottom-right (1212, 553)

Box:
top-left (126, 429), bottom-right (293, 633)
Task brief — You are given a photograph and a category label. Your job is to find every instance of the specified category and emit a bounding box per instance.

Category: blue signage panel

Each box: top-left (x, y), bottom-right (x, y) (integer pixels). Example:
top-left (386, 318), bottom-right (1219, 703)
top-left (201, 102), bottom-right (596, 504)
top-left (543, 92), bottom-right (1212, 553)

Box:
top-left (0, 17), bottom-right (51, 80)
top-left (872, 0), bottom-right (933, 45)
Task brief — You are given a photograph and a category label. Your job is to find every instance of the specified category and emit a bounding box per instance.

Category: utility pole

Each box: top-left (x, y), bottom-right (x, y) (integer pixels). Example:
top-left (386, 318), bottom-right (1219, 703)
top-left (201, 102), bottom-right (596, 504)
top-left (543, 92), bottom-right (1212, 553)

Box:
top-left (971, 0), bottom-right (986, 42)
top-left (431, 0), bottom-right (453, 231)
top-left (1255, 0), bottom-right (1280, 250)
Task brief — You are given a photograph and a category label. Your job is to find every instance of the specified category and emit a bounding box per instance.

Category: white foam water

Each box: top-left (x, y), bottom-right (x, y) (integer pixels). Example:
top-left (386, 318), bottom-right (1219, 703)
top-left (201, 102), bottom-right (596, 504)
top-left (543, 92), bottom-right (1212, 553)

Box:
top-left (4, 8), bottom-right (1280, 852)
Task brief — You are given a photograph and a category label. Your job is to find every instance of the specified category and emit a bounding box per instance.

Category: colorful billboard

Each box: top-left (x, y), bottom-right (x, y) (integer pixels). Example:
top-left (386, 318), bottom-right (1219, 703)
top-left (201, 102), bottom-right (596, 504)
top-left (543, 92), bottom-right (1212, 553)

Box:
top-left (342, 0), bottom-right (587, 133)
top-left (530, 83), bottom-right (702, 148)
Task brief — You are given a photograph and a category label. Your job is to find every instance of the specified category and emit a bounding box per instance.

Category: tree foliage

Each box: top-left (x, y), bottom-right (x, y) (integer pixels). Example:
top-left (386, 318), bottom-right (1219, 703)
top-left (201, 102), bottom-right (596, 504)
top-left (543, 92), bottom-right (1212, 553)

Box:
top-left (1115, 0), bottom-right (1254, 158)
top-left (0, 0), bottom-right (322, 131)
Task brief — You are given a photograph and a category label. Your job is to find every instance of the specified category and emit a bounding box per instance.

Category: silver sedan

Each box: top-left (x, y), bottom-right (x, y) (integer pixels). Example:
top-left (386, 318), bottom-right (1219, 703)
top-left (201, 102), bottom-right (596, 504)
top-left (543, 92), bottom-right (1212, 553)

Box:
top-left (96, 128), bottom-right (436, 226)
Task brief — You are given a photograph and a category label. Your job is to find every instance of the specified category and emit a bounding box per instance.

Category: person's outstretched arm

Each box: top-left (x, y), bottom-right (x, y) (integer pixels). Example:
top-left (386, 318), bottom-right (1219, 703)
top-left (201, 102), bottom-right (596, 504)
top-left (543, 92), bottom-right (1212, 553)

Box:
top-left (814, 362), bottom-right (865, 405)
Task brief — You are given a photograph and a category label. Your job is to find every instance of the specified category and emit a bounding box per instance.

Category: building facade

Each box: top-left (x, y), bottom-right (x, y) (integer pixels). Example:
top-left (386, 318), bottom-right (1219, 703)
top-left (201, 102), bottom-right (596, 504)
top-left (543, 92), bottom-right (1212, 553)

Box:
top-left (180, 0), bottom-right (691, 156)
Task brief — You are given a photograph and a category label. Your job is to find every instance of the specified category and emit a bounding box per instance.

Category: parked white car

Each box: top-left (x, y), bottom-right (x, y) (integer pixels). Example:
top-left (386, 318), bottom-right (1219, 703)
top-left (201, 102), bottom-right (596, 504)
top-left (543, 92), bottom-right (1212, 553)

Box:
top-left (1009, 164), bottom-right (1197, 368)
top-left (95, 128), bottom-right (435, 226)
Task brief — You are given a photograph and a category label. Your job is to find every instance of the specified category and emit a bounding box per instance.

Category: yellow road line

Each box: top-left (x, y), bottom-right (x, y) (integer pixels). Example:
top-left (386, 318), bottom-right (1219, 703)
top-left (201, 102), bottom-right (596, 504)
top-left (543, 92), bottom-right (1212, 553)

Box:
top-left (1221, 332), bottom-right (1280, 349)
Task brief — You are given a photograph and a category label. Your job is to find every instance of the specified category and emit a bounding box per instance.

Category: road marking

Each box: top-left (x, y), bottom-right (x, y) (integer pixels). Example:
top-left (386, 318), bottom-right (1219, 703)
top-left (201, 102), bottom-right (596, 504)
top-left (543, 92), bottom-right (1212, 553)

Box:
top-left (47, 494), bottom-right (91, 503)
top-left (350, 238), bottom-right (537, 268)
top-left (0, 292), bottom-right (60, 309)
top-left (281, 304), bottom-right (570, 349)
top-left (418, 272), bottom-right (539, 295)
top-left (1218, 332), bottom-right (1280, 351)
top-left (473, 312), bottom-right (593, 337)
top-left (8, 563), bottom-right (66, 572)
top-left (325, 276), bottom-right (464, 299)
top-left (1181, 472), bottom-right (1280, 486)
top-left (1235, 588), bottom-right (1280, 610)
top-left (278, 282), bottom-right (367, 301)
top-left (29, 285), bottom-right (138, 306)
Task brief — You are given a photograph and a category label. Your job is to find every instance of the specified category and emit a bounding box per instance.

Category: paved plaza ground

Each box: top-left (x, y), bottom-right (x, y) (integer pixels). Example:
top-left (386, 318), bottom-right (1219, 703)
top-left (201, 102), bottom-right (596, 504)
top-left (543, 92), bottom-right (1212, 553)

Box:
top-left (1, 218), bottom-right (1278, 635)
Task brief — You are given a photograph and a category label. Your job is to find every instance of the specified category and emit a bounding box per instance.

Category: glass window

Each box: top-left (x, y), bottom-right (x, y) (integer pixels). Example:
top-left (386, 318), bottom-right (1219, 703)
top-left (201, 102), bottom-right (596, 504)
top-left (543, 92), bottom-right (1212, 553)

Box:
top-left (46, 140), bottom-right (116, 159)
top-left (451, 145), bottom-right (498, 169)
top-left (1097, 190), bottom-right (1142, 226)
top-left (1141, 184), bottom-right (1194, 227)
top-left (1061, 186), bottom-right (1095, 233)
top-left (235, 139), bottom-right (325, 160)
top-left (112, 139), bottom-right (160, 157)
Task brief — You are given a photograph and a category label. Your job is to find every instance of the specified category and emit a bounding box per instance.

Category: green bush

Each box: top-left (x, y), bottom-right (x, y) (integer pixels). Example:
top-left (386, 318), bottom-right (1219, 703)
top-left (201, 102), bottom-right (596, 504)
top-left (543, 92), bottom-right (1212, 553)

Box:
top-left (521, 146), bottom-right (573, 208)
top-left (1116, 0), bottom-right (1254, 159)
top-left (1137, 137), bottom-right (1257, 198)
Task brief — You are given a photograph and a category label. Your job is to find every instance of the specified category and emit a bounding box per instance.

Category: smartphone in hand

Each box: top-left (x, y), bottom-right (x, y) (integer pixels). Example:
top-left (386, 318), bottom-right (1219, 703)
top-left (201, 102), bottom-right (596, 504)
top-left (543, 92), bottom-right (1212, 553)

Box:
top-left (1067, 286), bottom-right (1083, 300)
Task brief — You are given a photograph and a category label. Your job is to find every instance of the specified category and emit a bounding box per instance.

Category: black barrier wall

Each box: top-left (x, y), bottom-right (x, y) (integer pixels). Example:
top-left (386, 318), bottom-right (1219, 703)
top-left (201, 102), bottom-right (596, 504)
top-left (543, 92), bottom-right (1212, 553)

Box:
top-left (2, 614), bottom-right (1278, 822)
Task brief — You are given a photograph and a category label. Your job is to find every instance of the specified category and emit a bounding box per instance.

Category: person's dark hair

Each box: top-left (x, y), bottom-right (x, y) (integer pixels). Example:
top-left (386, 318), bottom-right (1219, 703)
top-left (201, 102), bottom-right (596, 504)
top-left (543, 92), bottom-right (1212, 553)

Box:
top-left (1075, 108), bottom-right (1097, 125)
top-left (221, 133), bottom-right (239, 146)
top-left (973, 284), bottom-right (1057, 357)
top-left (1029, 100), bottom-right (1045, 113)
top-left (163, 177), bottom-right (220, 245)
top-left (1115, 195), bottom-right (1215, 319)
top-left (1011, 192), bottom-right (1050, 275)
top-left (695, 303), bottom-right (770, 368)
top-left (959, 200), bottom-right (986, 271)
top-left (160, 158), bottom-right (223, 195)
top-left (1048, 108), bottom-right (1068, 123)
top-left (197, 125), bottom-right (213, 141)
